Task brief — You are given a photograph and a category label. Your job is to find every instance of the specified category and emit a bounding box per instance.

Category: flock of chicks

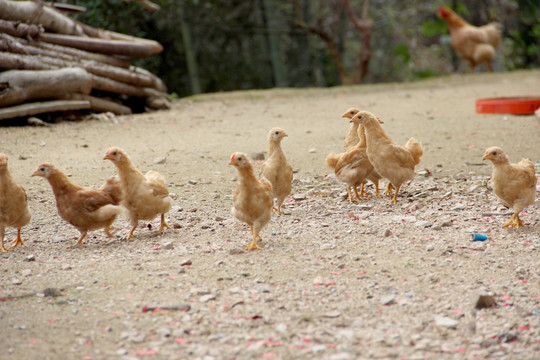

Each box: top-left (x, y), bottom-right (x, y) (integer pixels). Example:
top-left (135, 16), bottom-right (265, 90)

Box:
top-left (0, 108), bottom-right (537, 252)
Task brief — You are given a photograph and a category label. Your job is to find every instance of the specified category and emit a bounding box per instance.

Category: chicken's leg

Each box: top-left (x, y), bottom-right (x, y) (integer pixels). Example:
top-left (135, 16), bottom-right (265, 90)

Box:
top-left (360, 183), bottom-right (368, 197)
top-left (158, 214), bottom-right (172, 233)
top-left (246, 230), bottom-right (262, 251)
top-left (385, 183), bottom-right (395, 197)
top-left (126, 225), bottom-right (137, 240)
top-left (104, 226), bottom-right (114, 238)
top-left (373, 181), bottom-right (380, 197)
top-left (75, 231), bottom-right (88, 247)
top-left (10, 228), bottom-right (26, 248)
top-left (353, 186), bottom-right (363, 202)
top-left (389, 186), bottom-right (401, 205)
top-left (1, 233), bottom-right (12, 252)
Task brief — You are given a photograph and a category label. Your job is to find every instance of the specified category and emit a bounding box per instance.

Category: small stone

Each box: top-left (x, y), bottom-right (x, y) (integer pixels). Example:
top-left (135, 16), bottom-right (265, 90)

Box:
top-left (451, 203), bottom-right (466, 211)
top-left (162, 241), bottom-right (174, 250)
top-left (276, 323), bottom-right (288, 333)
top-left (308, 148), bottom-right (317, 153)
top-left (476, 295), bottom-right (496, 309)
top-left (12, 278), bottom-right (22, 285)
top-left (293, 193), bottom-right (307, 201)
top-left (180, 259), bottom-right (192, 266)
top-left (116, 349), bottom-right (128, 356)
top-left (27, 117), bottom-right (49, 126)
top-left (199, 294), bottom-right (216, 303)
top-left (188, 180), bottom-right (198, 185)
top-left (62, 264), bottom-right (72, 271)
top-left (251, 152), bottom-right (265, 161)
top-left (153, 156), bottom-right (166, 164)
top-left (215, 216), bottom-right (224, 221)
top-left (426, 244), bottom-right (435, 251)
top-left (323, 311), bottom-right (341, 318)
top-left (384, 229), bottom-right (392, 237)
top-left (380, 294), bottom-right (396, 305)
top-left (229, 249), bottom-right (244, 255)
top-left (21, 269), bottom-right (32, 277)
top-left (43, 288), bottom-right (62, 297)
top-left (434, 315), bottom-right (459, 329)
top-left (53, 236), bottom-right (66, 243)
top-left (25, 254), bottom-right (36, 262)
top-left (415, 220), bottom-right (432, 228)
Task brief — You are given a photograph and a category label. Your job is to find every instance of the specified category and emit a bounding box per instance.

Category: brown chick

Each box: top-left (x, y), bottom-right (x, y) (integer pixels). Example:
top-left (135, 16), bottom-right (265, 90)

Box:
top-left (259, 128), bottom-right (293, 215)
top-left (326, 122), bottom-right (374, 203)
top-left (341, 107), bottom-right (360, 150)
top-left (483, 146), bottom-right (537, 229)
top-left (100, 176), bottom-right (123, 205)
top-left (0, 154), bottom-right (31, 252)
top-left (32, 163), bottom-right (121, 247)
top-left (354, 111), bottom-right (423, 204)
top-left (230, 152), bottom-right (273, 250)
top-left (353, 113), bottom-right (383, 197)
top-left (103, 147), bottom-right (173, 240)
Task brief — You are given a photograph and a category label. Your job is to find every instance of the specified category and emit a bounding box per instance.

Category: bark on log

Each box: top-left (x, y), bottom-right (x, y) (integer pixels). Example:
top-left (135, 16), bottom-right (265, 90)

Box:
top-left (0, 0), bottom-right (86, 36)
top-left (40, 33), bottom-right (163, 58)
top-left (0, 68), bottom-right (92, 107)
top-left (0, 100), bottom-right (91, 121)
top-left (0, 51), bottom-right (57, 70)
top-left (0, 36), bottom-right (163, 89)
top-left (0, 19), bottom-right (43, 39)
top-left (61, 94), bottom-right (132, 115)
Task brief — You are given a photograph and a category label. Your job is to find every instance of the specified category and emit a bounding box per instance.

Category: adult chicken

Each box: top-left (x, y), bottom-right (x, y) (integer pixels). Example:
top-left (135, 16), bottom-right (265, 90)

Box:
top-left (438, 6), bottom-right (501, 72)
top-left (483, 146), bottom-right (537, 229)
top-left (104, 147), bottom-right (172, 240)
top-left (32, 163), bottom-right (121, 247)
top-left (353, 111), bottom-right (423, 204)
top-left (230, 152), bottom-right (273, 250)
top-left (259, 128), bottom-right (293, 215)
top-left (0, 154), bottom-right (31, 251)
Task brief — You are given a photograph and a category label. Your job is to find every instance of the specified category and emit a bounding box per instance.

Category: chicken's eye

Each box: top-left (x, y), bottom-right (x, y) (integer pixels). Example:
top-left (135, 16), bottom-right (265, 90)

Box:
top-left (492, 151), bottom-right (497, 156)
top-left (40, 167), bottom-right (45, 171)
top-left (238, 156), bottom-right (243, 161)
top-left (112, 151), bottom-right (117, 155)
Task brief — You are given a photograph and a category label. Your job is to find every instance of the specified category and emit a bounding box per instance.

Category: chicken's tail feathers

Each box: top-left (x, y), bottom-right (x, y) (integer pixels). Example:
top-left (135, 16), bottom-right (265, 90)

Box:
top-left (405, 137), bottom-right (424, 166)
top-left (325, 153), bottom-right (339, 170)
top-left (481, 22), bottom-right (502, 47)
top-left (95, 204), bottom-right (122, 222)
top-left (145, 170), bottom-right (166, 184)
top-left (100, 176), bottom-right (123, 205)
top-left (517, 158), bottom-right (535, 172)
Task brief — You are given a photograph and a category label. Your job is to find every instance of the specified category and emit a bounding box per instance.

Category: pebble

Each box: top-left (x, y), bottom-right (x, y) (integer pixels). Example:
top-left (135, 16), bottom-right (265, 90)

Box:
top-left (162, 241), bottom-right (174, 250)
top-left (451, 203), bottom-right (466, 211)
top-left (324, 311), bottom-right (341, 318)
top-left (188, 179), bottom-right (198, 185)
top-left (199, 294), bottom-right (216, 303)
top-left (426, 244), bottom-right (434, 251)
top-left (293, 193), bottom-right (307, 201)
top-left (62, 264), bottom-right (72, 271)
top-left (276, 323), bottom-right (288, 333)
top-left (434, 315), bottom-right (459, 329)
top-left (180, 259), bottom-right (192, 266)
top-left (251, 152), bottom-right (265, 161)
top-left (12, 278), bottom-right (22, 285)
top-left (25, 254), bottom-right (36, 262)
top-left (415, 220), bottom-right (432, 228)
top-left (21, 269), bottom-right (32, 277)
top-left (153, 156), bottom-right (166, 164)
top-left (308, 148), bottom-right (317, 153)
top-left (380, 294), bottom-right (396, 305)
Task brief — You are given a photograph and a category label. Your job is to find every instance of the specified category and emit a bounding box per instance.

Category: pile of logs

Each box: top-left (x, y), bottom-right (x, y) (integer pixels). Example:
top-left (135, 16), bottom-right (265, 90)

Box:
top-left (0, 0), bottom-right (169, 122)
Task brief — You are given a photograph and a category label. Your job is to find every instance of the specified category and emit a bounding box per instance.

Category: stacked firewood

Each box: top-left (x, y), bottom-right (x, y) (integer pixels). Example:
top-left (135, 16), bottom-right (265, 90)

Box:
top-left (0, 0), bottom-right (169, 122)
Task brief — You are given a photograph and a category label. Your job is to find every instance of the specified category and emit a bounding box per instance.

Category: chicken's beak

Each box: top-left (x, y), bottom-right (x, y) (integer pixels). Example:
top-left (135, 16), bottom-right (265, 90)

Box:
top-left (342, 114), bottom-right (351, 119)
top-left (31, 169), bottom-right (39, 177)
top-left (103, 153), bottom-right (112, 160)
top-left (228, 159), bottom-right (237, 166)
top-left (482, 154), bottom-right (491, 161)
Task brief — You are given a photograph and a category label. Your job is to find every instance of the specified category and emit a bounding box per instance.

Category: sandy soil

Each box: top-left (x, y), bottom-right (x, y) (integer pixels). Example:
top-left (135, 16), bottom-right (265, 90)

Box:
top-left (1, 70), bottom-right (540, 359)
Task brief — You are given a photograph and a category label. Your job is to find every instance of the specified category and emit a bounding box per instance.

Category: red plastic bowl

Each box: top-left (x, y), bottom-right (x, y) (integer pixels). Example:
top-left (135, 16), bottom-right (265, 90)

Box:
top-left (476, 97), bottom-right (540, 115)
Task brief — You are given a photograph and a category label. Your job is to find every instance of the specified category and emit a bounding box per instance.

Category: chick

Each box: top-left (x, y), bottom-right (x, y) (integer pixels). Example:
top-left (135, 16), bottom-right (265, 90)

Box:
top-left (103, 147), bottom-right (172, 240)
top-left (230, 152), bottom-right (273, 250)
top-left (259, 128), bottom-right (293, 215)
top-left (32, 163), bottom-right (121, 247)
top-left (326, 125), bottom-right (374, 203)
top-left (0, 154), bottom-right (31, 251)
top-left (483, 146), bottom-right (537, 229)
top-left (341, 107), bottom-right (361, 150)
top-left (354, 111), bottom-right (423, 204)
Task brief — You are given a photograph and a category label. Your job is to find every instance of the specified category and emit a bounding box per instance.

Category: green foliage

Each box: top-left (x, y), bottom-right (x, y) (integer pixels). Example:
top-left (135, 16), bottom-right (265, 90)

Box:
top-left (421, 20), bottom-right (447, 37)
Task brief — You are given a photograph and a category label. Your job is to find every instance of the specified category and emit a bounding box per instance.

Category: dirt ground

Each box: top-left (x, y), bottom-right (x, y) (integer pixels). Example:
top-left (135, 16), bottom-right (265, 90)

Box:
top-left (1, 70), bottom-right (540, 360)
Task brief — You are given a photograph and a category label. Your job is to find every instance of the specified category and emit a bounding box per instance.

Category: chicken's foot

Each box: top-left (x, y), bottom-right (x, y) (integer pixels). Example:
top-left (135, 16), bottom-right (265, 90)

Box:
top-left (158, 214), bottom-right (172, 233)
top-left (246, 233), bottom-right (262, 251)
top-left (1, 236), bottom-right (12, 252)
top-left (105, 226), bottom-right (114, 238)
top-left (75, 231), bottom-right (88, 247)
top-left (385, 183), bottom-right (395, 197)
top-left (10, 229), bottom-right (26, 248)
top-left (126, 225), bottom-right (137, 241)
top-left (388, 186), bottom-right (401, 205)
top-left (502, 212), bottom-right (523, 229)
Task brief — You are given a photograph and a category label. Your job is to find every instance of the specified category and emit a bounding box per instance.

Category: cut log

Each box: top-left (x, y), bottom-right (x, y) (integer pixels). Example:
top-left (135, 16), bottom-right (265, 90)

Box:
top-left (0, 51), bottom-right (57, 71)
top-left (0, 19), bottom-right (43, 39)
top-left (40, 33), bottom-right (163, 58)
top-left (61, 94), bottom-right (132, 115)
top-left (0, 100), bottom-right (91, 121)
top-left (0, 0), bottom-right (86, 36)
top-left (0, 35), bottom-right (164, 90)
top-left (0, 68), bottom-right (92, 107)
